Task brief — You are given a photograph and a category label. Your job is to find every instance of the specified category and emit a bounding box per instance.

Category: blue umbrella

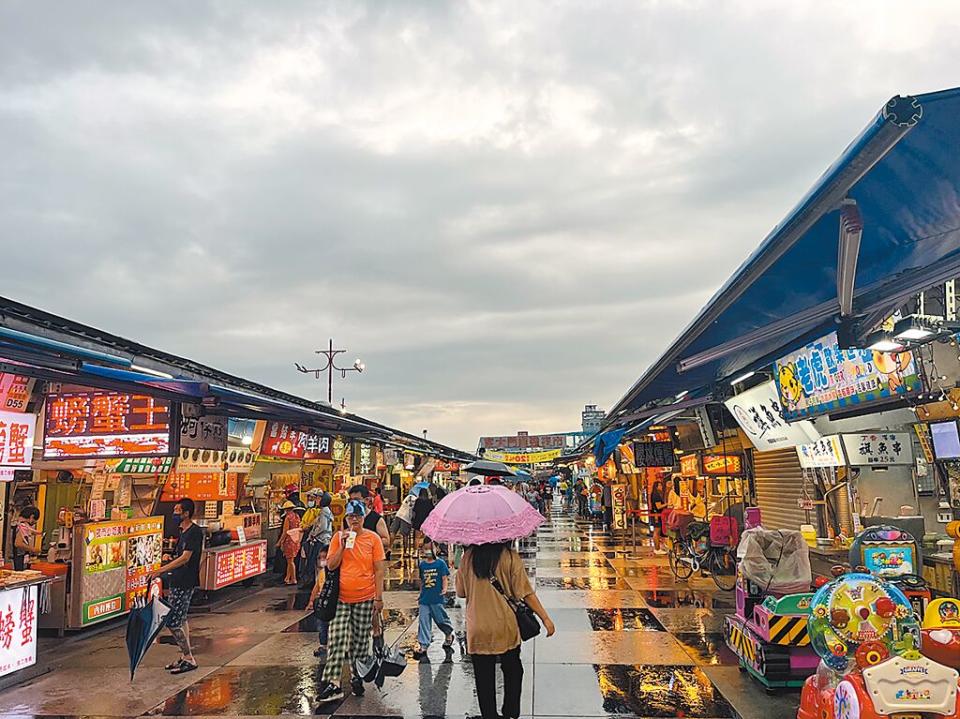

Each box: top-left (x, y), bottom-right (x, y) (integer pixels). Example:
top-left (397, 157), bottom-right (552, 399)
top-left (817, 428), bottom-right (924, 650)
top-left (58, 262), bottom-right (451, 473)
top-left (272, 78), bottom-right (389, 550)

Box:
top-left (125, 593), bottom-right (170, 680)
top-left (410, 481), bottom-right (431, 496)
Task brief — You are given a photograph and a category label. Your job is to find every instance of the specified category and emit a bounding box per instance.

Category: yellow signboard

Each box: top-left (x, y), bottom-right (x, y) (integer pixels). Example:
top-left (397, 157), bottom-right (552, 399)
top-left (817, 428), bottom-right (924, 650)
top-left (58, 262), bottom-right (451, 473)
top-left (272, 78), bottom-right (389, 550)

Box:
top-left (485, 449), bottom-right (562, 464)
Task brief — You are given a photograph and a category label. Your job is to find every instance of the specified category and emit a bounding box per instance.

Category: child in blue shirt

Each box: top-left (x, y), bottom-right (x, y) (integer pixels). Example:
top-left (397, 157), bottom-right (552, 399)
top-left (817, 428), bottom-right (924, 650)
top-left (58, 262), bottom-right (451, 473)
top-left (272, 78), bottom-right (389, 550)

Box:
top-left (413, 540), bottom-right (455, 661)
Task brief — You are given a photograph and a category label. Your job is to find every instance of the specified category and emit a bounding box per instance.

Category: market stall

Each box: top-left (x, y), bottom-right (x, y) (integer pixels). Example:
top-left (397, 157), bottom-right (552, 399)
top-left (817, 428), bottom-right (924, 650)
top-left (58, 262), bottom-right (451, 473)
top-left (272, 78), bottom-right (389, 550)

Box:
top-left (0, 570), bottom-right (50, 683)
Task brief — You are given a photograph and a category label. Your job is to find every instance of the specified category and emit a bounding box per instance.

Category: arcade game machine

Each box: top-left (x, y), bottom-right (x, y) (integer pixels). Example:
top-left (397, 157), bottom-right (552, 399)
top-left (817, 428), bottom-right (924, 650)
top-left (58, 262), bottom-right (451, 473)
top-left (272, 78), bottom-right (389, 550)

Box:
top-left (798, 570), bottom-right (960, 719)
top-left (849, 524), bottom-right (931, 618)
top-left (725, 511), bottom-right (820, 690)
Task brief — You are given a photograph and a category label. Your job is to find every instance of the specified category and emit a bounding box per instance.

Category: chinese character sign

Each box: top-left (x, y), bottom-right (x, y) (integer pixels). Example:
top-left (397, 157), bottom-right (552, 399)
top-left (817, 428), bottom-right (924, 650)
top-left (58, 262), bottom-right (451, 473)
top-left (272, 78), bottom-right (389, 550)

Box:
top-left (0, 585), bottom-right (38, 678)
top-left (352, 442), bottom-right (376, 476)
top-left (179, 413), bottom-right (228, 451)
top-left (258, 422), bottom-right (332, 460)
top-left (43, 390), bottom-right (172, 458)
top-left (840, 432), bottom-right (913, 466)
top-left (796, 435), bottom-right (846, 468)
top-left (0, 410), bottom-right (36, 468)
top-left (774, 332), bottom-right (921, 421)
top-left (0, 374), bottom-right (35, 412)
top-left (725, 381), bottom-right (820, 450)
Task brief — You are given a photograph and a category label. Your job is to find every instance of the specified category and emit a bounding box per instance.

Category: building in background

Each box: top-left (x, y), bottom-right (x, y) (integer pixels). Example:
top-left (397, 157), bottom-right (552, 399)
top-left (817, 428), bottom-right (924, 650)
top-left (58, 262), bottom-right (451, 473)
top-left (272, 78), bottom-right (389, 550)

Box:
top-left (581, 405), bottom-right (605, 435)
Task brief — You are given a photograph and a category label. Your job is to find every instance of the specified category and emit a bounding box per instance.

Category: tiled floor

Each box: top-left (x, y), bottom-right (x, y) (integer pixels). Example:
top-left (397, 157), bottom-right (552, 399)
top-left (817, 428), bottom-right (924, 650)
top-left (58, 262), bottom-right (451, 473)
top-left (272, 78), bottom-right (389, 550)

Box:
top-left (0, 497), bottom-right (801, 718)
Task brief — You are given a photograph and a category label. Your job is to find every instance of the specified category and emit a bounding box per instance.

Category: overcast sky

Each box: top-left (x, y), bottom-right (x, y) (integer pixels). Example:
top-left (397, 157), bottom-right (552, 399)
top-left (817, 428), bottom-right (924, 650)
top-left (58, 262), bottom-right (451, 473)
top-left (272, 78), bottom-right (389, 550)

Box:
top-left (2, 2), bottom-right (959, 451)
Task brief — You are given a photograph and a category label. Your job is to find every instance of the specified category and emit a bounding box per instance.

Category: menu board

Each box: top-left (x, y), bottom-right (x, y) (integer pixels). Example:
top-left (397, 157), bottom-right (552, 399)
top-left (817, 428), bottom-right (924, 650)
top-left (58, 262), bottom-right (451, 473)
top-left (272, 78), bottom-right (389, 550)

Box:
top-left (0, 584), bottom-right (38, 678)
top-left (73, 517), bottom-right (163, 627)
top-left (208, 541), bottom-right (267, 590)
top-left (161, 472), bottom-right (238, 502)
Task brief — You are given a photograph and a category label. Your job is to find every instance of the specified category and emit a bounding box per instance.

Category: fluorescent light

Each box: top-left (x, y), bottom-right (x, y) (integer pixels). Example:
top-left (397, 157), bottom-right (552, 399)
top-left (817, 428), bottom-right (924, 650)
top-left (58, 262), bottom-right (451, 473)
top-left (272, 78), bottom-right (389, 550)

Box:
top-left (729, 371), bottom-right (756, 386)
top-left (131, 363), bottom-right (174, 379)
top-left (867, 338), bottom-right (905, 353)
top-left (241, 436), bottom-right (253, 446)
top-left (675, 390), bottom-right (689, 400)
top-left (895, 327), bottom-right (935, 341)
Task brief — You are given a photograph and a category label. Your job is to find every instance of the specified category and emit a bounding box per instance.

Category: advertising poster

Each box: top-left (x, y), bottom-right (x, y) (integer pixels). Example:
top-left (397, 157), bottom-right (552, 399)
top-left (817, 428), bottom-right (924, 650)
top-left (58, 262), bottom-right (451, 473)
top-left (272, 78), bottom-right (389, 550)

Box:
top-left (0, 374), bottom-right (35, 413)
top-left (84, 521), bottom-right (127, 574)
top-left (161, 471), bottom-right (238, 502)
top-left (0, 585), bottom-right (38, 678)
top-left (43, 390), bottom-right (173, 458)
top-left (483, 449), bottom-right (563, 464)
top-left (774, 331), bottom-right (921, 421)
top-left (125, 517), bottom-right (163, 604)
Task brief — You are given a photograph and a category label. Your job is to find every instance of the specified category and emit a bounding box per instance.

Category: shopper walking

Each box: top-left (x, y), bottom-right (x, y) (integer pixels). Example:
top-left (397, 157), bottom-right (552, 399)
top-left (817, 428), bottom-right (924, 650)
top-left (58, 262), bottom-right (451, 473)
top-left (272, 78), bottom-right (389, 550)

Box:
top-left (317, 500), bottom-right (387, 703)
top-left (150, 498), bottom-right (202, 675)
top-left (650, 479), bottom-right (667, 554)
top-left (412, 539), bottom-right (455, 661)
top-left (280, 501), bottom-right (302, 585)
top-left (413, 486), bottom-right (434, 548)
top-left (456, 542), bottom-right (555, 719)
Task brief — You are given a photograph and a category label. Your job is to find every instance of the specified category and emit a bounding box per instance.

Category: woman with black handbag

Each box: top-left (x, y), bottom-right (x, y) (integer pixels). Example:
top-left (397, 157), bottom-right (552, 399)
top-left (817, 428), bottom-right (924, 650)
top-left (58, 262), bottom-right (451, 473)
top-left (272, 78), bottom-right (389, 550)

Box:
top-left (456, 542), bottom-right (555, 719)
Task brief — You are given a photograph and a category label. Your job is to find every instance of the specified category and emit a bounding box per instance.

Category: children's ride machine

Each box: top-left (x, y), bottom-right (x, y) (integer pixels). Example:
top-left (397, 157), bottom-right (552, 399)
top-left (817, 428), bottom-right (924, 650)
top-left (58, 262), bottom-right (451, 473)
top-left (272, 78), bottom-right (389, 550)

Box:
top-left (798, 570), bottom-right (960, 719)
top-left (849, 524), bottom-right (931, 618)
top-left (725, 516), bottom-right (820, 690)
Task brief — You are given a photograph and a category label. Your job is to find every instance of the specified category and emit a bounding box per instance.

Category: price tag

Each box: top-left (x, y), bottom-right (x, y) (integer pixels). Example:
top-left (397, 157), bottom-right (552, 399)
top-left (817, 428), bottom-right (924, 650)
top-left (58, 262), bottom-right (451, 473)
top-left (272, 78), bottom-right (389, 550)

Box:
top-left (237, 526), bottom-right (247, 545)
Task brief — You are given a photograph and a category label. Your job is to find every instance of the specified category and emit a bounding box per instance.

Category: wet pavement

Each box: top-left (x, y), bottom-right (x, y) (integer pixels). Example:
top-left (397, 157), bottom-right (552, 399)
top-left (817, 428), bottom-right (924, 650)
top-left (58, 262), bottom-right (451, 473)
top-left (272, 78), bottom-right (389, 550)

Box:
top-left (0, 498), bottom-right (800, 718)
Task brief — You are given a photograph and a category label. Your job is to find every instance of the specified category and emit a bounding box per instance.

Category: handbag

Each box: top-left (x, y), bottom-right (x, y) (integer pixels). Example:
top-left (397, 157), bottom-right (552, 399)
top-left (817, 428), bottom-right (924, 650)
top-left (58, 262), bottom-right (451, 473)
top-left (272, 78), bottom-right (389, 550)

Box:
top-left (313, 568), bottom-right (340, 622)
top-left (490, 575), bottom-right (541, 641)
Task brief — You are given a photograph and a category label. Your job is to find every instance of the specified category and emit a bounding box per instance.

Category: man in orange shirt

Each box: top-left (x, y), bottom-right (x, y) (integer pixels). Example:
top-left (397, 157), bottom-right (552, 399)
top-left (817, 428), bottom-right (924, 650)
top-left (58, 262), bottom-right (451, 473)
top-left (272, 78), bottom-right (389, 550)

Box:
top-left (317, 500), bottom-right (387, 703)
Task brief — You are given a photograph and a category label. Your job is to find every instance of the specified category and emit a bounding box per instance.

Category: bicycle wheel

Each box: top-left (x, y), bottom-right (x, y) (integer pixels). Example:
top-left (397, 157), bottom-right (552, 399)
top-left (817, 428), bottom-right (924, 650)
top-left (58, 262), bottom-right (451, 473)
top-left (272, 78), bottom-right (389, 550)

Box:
top-left (669, 540), bottom-right (695, 581)
top-left (709, 547), bottom-right (737, 591)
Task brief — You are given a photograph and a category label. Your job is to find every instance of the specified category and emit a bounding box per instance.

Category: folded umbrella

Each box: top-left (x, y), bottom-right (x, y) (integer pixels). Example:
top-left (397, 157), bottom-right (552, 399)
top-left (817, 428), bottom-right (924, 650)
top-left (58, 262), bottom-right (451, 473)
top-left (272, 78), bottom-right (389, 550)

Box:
top-left (462, 460), bottom-right (517, 477)
top-left (421, 484), bottom-right (545, 545)
top-left (126, 592), bottom-right (171, 680)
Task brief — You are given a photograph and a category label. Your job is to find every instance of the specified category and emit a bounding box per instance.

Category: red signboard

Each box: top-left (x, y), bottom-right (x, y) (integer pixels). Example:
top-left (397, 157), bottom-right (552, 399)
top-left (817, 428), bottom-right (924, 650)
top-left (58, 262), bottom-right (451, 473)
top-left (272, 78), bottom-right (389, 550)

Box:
top-left (258, 422), bottom-right (332, 461)
top-left (212, 542), bottom-right (267, 590)
top-left (702, 454), bottom-right (743, 476)
top-left (434, 460), bottom-right (460, 472)
top-left (162, 472), bottom-right (238, 502)
top-left (0, 374), bottom-right (35, 413)
top-left (43, 390), bottom-right (172, 459)
top-left (679, 454), bottom-right (700, 478)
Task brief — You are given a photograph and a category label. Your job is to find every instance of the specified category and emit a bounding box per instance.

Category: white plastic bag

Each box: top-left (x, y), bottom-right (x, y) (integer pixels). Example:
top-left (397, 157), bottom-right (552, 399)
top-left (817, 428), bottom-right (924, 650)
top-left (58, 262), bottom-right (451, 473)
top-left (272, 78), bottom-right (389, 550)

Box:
top-left (736, 527), bottom-right (812, 593)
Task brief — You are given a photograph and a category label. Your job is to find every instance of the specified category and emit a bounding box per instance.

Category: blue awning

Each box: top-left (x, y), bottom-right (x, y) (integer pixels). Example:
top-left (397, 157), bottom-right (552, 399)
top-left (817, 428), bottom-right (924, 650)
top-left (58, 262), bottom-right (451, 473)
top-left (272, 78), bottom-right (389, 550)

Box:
top-left (610, 87), bottom-right (960, 419)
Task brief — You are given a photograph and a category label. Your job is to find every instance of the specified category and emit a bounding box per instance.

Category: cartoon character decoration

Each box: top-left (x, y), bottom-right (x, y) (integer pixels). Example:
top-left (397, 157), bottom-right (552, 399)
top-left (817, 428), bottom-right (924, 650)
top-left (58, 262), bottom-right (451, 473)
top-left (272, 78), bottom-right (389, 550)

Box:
top-left (871, 350), bottom-right (914, 393)
top-left (922, 599), bottom-right (960, 669)
top-left (808, 573), bottom-right (918, 672)
top-left (778, 363), bottom-right (806, 411)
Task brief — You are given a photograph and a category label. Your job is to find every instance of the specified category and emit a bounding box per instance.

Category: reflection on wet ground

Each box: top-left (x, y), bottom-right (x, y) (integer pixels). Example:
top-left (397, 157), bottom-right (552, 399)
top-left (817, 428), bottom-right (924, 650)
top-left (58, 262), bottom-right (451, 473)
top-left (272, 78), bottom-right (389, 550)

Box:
top-left (637, 589), bottom-right (736, 609)
top-left (674, 632), bottom-right (741, 665)
top-left (282, 607), bottom-right (420, 633)
top-left (586, 608), bottom-right (666, 631)
top-left (536, 576), bottom-right (633, 590)
top-left (595, 664), bottom-right (735, 717)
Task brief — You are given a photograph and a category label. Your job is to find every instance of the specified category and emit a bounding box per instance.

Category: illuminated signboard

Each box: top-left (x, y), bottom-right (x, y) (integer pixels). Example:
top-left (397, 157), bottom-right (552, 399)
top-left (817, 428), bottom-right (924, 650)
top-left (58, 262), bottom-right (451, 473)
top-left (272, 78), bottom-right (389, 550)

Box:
top-left (0, 410), bottom-right (37, 468)
top-left (679, 454), bottom-right (700, 478)
top-left (702, 454), bottom-right (742, 476)
top-left (43, 390), bottom-right (173, 459)
top-left (0, 374), bottom-right (35, 413)
top-left (212, 542), bottom-right (267, 590)
top-left (258, 422), bottom-right (332, 461)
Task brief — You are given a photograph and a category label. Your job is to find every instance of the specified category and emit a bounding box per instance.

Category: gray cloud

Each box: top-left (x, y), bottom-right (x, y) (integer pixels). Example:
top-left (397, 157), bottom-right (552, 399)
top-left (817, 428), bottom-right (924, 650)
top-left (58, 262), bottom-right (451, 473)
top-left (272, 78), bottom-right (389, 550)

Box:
top-left (2, 1), bottom-right (960, 449)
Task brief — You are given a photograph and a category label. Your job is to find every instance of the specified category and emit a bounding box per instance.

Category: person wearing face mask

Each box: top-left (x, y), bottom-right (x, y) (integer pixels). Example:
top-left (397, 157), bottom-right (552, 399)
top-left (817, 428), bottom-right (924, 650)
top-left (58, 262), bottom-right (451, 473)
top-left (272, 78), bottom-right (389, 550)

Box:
top-left (412, 539), bottom-right (455, 661)
top-left (148, 498), bottom-right (202, 674)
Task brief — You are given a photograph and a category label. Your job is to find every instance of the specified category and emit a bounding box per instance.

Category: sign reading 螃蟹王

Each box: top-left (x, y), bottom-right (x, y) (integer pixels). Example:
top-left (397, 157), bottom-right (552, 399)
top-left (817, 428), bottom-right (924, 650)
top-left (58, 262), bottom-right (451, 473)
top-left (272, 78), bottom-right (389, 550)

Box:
top-left (774, 331), bottom-right (921, 421)
top-left (725, 381), bottom-right (820, 450)
top-left (43, 390), bottom-right (173, 458)
top-left (484, 449), bottom-right (562, 464)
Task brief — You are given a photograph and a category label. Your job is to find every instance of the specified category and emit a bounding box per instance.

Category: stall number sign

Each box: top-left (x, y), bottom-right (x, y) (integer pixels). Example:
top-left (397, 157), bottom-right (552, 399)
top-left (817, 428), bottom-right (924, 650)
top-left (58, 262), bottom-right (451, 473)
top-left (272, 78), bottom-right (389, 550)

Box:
top-left (0, 585), bottom-right (38, 678)
top-left (0, 374), bottom-right (35, 412)
top-left (841, 432), bottom-right (913, 466)
top-left (0, 410), bottom-right (36, 469)
top-left (43, 390), bottom-right (172, 458)
top-left (213, 542), bottom-right (267, 590)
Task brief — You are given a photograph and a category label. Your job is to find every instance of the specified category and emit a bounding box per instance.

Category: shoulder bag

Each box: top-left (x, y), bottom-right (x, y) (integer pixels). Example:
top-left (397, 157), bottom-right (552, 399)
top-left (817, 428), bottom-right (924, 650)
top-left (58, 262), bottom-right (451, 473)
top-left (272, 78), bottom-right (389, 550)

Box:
top-left (314, 568), bottom-right (340, 622)
top-left (490, 574), bottom-right (541, 641)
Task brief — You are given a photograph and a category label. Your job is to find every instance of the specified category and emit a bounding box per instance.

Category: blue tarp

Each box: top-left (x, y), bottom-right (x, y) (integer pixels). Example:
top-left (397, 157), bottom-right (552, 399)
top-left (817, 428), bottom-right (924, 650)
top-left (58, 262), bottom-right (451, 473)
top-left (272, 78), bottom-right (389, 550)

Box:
top-left (593, 428), bottom-right (627, 466)
top-left (611, 87), bottom-right (960, 418)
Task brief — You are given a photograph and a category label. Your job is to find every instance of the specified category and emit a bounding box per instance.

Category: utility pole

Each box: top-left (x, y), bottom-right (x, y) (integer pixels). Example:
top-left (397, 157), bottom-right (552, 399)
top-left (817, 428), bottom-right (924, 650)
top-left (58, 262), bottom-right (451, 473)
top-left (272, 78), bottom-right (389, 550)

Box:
top-left (295, 339), bottom-right (365, 404)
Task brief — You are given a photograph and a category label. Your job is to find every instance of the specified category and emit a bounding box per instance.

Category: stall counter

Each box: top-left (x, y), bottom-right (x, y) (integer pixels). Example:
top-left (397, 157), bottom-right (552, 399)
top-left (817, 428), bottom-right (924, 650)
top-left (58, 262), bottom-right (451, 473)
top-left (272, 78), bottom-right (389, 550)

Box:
top-left (199, 539), bottom-right (267, 591)
top-left (0, 574), bottom-right (53, 682)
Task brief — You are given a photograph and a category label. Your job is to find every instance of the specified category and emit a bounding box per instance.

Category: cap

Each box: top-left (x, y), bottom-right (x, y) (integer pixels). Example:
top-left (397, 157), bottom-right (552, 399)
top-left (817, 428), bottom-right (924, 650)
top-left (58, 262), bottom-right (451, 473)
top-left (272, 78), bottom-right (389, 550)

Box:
top-left (279, 500), bottom-right (296, 510)
top-left (345, 499), bottom-right (367, 517)
top-left (306, 488), bottom-right (323, 496)
top-left (285, 483), bottom-right (298, 493)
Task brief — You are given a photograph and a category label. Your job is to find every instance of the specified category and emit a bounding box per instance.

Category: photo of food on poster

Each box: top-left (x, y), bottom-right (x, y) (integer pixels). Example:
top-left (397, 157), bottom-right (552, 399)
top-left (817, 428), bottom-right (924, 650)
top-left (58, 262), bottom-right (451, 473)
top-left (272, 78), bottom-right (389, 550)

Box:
top-left (84, 523), bottom-right (127, 574)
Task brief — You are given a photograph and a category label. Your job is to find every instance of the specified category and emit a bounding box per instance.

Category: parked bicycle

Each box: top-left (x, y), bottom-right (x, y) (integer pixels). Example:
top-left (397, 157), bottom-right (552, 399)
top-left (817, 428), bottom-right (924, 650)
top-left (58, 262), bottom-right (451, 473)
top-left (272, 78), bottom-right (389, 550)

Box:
top-left (666, 515), bottom-right (738, 591)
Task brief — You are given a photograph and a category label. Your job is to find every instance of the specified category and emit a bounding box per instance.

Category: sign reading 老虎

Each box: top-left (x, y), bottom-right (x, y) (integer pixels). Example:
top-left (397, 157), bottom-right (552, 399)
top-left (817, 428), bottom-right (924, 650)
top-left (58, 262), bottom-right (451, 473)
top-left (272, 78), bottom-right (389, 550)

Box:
top-left (774, 332), bottom-right (921, 421)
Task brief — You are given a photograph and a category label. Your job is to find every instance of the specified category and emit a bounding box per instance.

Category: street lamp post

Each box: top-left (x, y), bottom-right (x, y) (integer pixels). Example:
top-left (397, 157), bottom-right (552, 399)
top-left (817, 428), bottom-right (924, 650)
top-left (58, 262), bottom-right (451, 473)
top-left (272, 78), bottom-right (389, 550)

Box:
top-left (295, 339), bottom-right (365, 404)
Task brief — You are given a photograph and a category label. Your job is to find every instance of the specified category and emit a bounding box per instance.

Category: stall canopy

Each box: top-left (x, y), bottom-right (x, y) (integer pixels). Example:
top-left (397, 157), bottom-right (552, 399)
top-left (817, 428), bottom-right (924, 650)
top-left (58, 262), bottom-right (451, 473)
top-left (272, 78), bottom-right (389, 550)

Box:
top-left (609, 86), bottom-right (960, 424)
top-left (0, 296), bottom-right (475, 463)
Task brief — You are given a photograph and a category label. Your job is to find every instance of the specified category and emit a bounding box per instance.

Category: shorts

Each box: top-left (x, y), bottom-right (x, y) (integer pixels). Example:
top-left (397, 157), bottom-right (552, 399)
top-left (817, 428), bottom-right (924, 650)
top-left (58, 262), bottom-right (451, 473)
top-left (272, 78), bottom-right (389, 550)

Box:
top-left (166, 587), bottom-right (196, 629)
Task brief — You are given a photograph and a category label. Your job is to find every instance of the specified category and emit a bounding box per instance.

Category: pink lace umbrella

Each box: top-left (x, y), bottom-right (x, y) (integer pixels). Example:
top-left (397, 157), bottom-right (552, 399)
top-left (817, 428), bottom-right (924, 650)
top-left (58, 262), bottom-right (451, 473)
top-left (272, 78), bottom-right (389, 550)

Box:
top-left (421, 484), bottom-right (544, 545)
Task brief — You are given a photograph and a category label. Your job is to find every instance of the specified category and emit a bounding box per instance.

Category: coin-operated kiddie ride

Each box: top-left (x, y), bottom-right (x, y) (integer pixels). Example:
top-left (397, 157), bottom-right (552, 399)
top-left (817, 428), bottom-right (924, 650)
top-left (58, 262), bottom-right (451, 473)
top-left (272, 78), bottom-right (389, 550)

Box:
top-left (725, 520), bottom-right (820, 690)
top-left (797, 570), bottom-right (960, 719)
top-left (849, 524), bottom-right (931, 618)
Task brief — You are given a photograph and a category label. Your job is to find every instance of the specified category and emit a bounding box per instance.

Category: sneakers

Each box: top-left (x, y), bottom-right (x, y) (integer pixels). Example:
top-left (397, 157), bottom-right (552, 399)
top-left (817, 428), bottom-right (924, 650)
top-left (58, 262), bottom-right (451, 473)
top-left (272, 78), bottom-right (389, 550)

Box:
top-left (316, 682), bottom-right (343, 702)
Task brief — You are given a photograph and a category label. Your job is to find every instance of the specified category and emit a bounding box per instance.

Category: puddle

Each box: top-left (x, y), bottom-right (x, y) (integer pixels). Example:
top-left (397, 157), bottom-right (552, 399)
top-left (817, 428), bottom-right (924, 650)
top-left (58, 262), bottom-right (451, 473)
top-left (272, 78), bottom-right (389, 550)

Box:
top-left (536, 577), bottom-right (632, 590)
top-left (594, 664), bottom-right (735, 717)
top-left (674, 632), bottom-right (741, 665)
top-left (586, 608), bottom-right (665, 631)
top-left (283, 607), bottom-right (419, 633)
top-left (637, 590), bottom-right (735, 609)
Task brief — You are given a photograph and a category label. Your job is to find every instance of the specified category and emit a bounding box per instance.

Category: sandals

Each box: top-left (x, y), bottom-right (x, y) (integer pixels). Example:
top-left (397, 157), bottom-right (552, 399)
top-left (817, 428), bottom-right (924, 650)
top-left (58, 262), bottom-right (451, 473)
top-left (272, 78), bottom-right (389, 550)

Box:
top-left (169, 659), bottom-right (199, 674)
top-left (164, 660), bottom-right (182, 670)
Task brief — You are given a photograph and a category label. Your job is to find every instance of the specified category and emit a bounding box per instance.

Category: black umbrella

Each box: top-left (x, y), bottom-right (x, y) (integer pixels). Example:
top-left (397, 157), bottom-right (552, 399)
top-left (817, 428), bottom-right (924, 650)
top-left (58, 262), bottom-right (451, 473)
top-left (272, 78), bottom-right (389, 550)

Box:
top-left (126, 594), bottom-right (170, 679)
top-left (462, 460), bottom-right (517, 477)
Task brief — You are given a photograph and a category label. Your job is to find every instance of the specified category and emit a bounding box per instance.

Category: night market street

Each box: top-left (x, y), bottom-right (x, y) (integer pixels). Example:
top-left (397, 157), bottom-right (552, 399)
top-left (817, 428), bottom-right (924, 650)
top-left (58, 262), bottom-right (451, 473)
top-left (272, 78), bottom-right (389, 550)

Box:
top-left (0, 502), bottom-right (795, 719)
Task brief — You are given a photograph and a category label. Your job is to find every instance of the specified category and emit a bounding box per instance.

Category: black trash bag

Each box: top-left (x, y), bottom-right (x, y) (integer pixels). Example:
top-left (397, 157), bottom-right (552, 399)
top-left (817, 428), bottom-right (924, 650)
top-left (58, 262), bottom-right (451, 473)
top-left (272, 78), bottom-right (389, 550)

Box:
top-left (314, 568), bottom-right (340, 622)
